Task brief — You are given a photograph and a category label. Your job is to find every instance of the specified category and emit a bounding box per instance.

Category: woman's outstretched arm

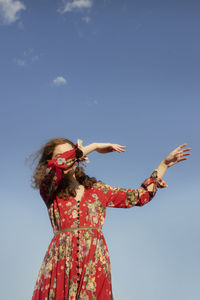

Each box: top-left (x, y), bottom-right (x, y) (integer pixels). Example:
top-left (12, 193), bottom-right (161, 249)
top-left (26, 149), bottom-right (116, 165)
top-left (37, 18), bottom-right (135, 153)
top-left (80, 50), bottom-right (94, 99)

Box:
top-left (81, 142), bottom-right (126, 156)
top-left (96, 169), bottom-right (168, 208)
top-left (97, 143), bottom-right (191, 208)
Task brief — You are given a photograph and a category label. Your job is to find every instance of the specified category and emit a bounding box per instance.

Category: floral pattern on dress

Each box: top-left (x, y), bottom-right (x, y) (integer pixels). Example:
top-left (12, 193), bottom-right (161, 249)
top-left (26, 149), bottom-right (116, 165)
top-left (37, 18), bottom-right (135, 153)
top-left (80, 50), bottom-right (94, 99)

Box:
top-left (32, 146), bottom-right (168, 300)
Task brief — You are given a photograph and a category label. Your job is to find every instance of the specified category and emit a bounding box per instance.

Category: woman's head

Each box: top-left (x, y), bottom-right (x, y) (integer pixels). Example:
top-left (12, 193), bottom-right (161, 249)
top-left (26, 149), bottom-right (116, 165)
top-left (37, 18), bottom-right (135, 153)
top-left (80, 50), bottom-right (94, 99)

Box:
top-left (39, 137), bottom-right (75, 163)
top-left (28, 137), bottom-right (74, 189)
top-left (28, 137), bottom-right (97, 198)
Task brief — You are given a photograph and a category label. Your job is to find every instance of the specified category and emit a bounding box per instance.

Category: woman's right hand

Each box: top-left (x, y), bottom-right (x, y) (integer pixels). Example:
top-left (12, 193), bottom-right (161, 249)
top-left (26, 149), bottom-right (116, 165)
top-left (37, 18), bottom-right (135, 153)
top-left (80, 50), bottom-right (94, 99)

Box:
top-left (163, 143), bottom-right (192, 168)
top-left (95, 143), bottom-right (126, 154)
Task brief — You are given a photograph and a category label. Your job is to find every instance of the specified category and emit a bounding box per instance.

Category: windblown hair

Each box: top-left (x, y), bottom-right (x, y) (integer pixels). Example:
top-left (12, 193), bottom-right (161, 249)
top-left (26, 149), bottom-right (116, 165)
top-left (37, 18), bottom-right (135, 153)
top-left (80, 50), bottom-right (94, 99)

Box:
top-left (27, 137), bottom-right (97, 199)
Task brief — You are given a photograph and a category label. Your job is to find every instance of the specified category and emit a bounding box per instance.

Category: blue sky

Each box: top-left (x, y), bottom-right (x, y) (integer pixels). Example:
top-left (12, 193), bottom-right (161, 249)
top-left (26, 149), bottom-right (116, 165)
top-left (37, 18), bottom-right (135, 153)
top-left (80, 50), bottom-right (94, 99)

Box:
top-left (0, 0), bottom-right (199, 299)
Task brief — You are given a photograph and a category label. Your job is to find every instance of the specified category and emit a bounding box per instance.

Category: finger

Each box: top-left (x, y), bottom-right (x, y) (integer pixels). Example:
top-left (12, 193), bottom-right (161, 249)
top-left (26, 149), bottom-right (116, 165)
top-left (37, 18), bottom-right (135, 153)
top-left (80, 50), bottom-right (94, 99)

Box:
top-left (110, 146), bottom-right (119, 152)
top-left (176, 157), bottom-right (188, 162)
top-left (173, 144), bottom-right (187, 152)
top-left (114, 144), bottom-right (126, 147)
top-left (182, 153), bottom-right (191, 156)
top-left (178, 152), bottom-right (191, 157)
top-left (115, 147), bottom-right (126, 152)
top-left (116, 145), bottom-right (126, 152)
top-left (118, 147), bottom-right (126, 152)
top-left (115, 148), bottom-right (125, 152)
top-left (177, 143), bottom-right (188, 150)
top-left (178, 158), bottom-right (188, 162)
top-left (179, 148), bottom-right (192, 153)
top-left (114, 147), bottom-right (126, 151)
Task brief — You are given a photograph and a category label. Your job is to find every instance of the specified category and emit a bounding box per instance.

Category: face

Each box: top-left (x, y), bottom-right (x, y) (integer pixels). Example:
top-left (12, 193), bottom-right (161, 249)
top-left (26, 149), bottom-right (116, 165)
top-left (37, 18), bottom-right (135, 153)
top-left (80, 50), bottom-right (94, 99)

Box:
top-left (52, 142), bottom-right (74, 159)
top-left (52, 143), bottom-right (76, 175)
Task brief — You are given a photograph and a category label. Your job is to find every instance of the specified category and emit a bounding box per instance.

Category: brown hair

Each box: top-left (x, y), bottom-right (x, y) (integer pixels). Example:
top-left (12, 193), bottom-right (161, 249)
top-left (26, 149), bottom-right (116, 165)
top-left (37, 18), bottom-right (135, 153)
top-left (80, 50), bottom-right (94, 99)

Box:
top-left (27, 137), bottom-right (97, 199)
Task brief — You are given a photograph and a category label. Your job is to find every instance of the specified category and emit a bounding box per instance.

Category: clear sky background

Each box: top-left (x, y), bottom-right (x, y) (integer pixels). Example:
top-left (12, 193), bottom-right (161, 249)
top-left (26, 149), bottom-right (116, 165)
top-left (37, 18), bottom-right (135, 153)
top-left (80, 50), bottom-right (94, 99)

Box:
top-left (0, 0), bottom-right (199, 299)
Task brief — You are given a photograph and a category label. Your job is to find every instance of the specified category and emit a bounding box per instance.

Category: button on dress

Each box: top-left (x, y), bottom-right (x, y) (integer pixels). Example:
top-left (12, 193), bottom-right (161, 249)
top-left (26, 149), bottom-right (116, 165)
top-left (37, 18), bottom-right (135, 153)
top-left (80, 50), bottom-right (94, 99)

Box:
top-left (32, 145), bottom-right (168, 300)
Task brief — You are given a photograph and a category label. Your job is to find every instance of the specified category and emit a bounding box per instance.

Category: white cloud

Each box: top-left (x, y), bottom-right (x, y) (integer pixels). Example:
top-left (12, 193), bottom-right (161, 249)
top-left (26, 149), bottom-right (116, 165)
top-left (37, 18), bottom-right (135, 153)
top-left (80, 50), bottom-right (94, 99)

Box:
top-left (23, 48), bottom-right (33, 56)
top-left (53, 76), bottom-right (67, 86)
top-left (58, 0), bottom-right (93, 14)
top-left (14, 58), bottom-right (25, 66)
top-left (0, 0), bottom-right (26, 24)
top-left (81, 16), bottom-right (91, 23)
top-left (85, 99), bottom-right (98, 106)
top-left (13, 48), bottom-right (40, 67)
top-left (31, 55), bottom-right (39, 62)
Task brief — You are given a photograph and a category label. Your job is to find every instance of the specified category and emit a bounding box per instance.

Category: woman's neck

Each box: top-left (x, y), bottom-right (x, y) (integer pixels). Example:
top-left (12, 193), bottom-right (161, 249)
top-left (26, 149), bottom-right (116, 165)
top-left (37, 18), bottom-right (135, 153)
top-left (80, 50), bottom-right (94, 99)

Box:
top-left (67, 174), bottom-right (82, 189)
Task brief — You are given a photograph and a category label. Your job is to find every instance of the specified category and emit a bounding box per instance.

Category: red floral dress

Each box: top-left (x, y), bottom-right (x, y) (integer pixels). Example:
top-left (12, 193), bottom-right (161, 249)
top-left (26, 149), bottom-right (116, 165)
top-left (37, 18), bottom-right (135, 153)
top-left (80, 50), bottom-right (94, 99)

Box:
top-left (32, 143), bottom-right (168, 300)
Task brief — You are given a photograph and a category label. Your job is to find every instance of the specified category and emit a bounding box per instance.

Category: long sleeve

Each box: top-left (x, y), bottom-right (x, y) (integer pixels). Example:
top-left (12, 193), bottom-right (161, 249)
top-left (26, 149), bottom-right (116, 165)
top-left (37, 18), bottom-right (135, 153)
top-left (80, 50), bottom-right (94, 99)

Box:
top-left (97, 169), bottom-right (168, 208)
top-left (39, 140), bottom-right (88, 206)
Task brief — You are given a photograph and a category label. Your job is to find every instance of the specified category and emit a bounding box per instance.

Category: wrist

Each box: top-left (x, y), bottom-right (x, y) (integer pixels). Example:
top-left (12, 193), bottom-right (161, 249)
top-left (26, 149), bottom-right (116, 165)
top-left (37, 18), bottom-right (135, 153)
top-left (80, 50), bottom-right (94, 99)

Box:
top-left (155, 160), bottom-right (168, 180)
top-left (160, 159), bottom-right (168, 170)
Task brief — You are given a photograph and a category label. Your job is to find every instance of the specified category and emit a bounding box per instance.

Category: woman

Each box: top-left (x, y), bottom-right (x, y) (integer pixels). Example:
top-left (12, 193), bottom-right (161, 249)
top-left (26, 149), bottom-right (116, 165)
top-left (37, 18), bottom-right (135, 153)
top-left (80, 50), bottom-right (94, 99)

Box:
top-left (31, 138), bottom-right (191, 300)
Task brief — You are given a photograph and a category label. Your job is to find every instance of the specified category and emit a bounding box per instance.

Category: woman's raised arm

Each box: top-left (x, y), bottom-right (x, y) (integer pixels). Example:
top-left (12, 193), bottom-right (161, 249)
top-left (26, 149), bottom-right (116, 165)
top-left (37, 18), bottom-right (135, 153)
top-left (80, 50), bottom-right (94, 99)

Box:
top-left (96, 169), bottom-right (168, 208)
top-left (80, 140), bottom-right (126, 156)
top-left (96, 143), bottom-right (191, 208)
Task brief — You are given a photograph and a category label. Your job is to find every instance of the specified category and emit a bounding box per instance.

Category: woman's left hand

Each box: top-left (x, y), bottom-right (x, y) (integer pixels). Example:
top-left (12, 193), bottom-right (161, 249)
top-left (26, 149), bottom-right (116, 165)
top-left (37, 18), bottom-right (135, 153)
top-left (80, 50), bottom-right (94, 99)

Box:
top-left (95, 143), bottom-right (126, 154)
top-left (163, 143), bottom-right (192, 168)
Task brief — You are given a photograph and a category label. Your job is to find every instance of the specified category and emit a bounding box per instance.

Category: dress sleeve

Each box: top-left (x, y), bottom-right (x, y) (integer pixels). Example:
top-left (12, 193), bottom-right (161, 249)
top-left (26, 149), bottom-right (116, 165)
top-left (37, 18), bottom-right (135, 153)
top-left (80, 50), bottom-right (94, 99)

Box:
top-left (39, 139), bottom-right (89, 206)
top-left (98, 169), bottom-right (168, 208)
